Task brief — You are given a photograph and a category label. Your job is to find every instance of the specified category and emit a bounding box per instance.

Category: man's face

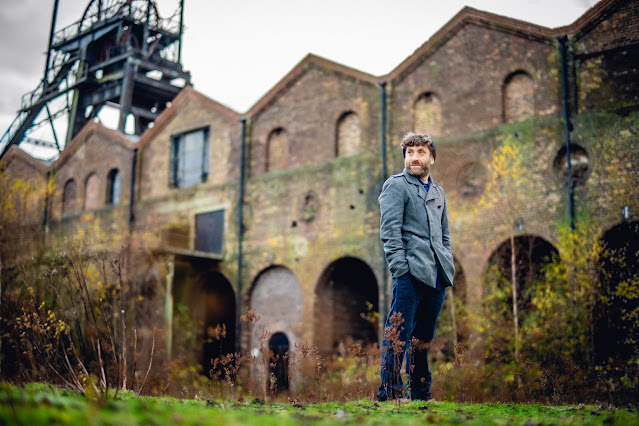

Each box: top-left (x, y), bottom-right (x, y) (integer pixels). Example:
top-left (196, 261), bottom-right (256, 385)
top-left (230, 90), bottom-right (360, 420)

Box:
top-left (404, 145), bottom-right (434, 179)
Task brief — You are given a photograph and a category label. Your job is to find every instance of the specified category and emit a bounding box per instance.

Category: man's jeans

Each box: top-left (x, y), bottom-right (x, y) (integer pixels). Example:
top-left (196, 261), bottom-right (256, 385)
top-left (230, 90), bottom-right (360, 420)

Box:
top-left (377, 273), bottom-right (446, 401)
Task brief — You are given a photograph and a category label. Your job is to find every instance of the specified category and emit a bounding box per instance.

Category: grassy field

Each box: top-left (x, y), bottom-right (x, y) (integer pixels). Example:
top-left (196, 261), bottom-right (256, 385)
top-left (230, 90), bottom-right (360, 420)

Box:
top-left (0, 383), bottom-right (637, 425)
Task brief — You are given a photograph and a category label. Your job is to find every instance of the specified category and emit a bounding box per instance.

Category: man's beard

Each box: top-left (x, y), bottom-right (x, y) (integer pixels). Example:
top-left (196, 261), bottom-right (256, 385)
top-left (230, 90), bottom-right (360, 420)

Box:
top-left (406, 162), bottom-right (430, 179)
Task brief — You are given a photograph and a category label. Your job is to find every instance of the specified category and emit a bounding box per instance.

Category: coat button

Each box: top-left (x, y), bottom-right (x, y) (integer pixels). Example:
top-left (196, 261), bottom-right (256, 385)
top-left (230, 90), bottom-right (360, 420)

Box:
top-left (438, 205), bottom-right (441, 209)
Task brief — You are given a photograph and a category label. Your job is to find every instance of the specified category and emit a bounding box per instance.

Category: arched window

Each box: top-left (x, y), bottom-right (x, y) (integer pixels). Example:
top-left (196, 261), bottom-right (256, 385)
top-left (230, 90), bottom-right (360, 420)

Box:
top-left (84, 173), bottom-right (100, 210)
top-left (62, 178), bottom-right (77, 215)
top-left (266, 128), bottom-right (288, 172)
top-left (336, 111), bottom-right (361, 157)
top-left (503, 71), bottom-right (534, 123)
top-left (413, 92), bottom-right (442, 137)
top-left (106, 169), bottom-right (122, 205)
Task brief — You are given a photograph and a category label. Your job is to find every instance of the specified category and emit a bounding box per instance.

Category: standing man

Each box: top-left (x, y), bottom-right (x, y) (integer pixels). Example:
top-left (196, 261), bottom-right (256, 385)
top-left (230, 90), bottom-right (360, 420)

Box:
top-left (377, 132), bottom-right (455, 401)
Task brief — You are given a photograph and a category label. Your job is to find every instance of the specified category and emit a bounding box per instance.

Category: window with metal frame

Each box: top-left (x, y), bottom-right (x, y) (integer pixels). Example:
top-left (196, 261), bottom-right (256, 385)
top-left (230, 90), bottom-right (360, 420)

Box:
top-left (170, 127), bottom-right (210, 188)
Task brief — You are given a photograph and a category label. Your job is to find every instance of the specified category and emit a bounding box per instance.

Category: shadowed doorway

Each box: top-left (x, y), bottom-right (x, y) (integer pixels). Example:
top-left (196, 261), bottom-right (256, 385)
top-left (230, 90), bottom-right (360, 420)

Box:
top-left (268, 332), bottom-right (290, 393)
top-left (200, 271), bottom-right (236, 378)
top-left (595, 221), bottom-right (639, 362)
top-left (315, 257), bottom-right (379, 355)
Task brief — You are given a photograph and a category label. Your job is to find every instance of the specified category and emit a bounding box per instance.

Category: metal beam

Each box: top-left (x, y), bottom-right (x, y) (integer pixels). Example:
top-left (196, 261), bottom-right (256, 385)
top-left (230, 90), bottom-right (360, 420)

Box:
top-left (130, 106), bottom-right (159, 121)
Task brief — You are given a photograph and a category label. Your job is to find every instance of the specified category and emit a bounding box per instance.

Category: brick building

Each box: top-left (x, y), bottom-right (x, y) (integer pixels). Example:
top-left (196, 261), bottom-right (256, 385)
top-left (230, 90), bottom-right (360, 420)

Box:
top-left (2, 0), bottom-right (638, 386)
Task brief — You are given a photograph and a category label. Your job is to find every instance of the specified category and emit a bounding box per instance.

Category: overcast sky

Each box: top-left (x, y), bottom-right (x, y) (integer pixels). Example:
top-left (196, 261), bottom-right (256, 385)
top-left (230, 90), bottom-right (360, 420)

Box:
top-left (0, 0), bottom-right (599, 150)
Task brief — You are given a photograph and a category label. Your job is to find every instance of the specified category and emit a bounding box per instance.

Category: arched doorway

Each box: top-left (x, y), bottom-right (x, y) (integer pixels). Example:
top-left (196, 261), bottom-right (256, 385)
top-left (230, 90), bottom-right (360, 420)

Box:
top-left (485, 234), bottom-right (559, 315)
top-left (249, 266), bottom-right (303, 382)
top-left (172, 261), bottom-right (236, 378)
top-left (201, 271), bottom-right (236, 378)
top-left (595, 221), bottom-right (639, 362)
top-left (268, 332), bottom-right (290, 393)
top-left (314, 257), bottom-right (379, 355)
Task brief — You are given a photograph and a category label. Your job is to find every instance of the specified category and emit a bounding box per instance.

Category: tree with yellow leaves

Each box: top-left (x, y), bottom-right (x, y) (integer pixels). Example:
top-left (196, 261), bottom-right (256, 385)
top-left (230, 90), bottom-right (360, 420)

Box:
top-left (476, 134), bottom-right (540, 358)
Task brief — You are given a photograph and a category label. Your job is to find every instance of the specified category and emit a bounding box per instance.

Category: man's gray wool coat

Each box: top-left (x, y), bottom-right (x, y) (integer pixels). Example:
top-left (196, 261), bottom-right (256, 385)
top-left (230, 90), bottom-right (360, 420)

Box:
top-left (379, 169), bottom-right (455, 289)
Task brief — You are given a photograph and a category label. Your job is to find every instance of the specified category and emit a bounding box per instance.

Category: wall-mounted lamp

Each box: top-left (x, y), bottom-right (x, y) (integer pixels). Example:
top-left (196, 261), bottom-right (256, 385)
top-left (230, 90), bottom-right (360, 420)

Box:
top-left (622, 205), bottom-right (632, 222)
top-left (514, 219), bottom-right (524, 232)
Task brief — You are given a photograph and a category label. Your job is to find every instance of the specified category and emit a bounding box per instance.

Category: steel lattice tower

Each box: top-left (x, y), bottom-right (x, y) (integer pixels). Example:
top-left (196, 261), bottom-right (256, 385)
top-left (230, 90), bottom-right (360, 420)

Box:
top-left (0, 0), bottom-right (190, 160)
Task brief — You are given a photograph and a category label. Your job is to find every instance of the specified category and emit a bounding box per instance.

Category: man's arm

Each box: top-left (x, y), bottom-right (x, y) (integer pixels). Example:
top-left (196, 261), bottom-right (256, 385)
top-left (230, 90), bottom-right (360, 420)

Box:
top-left (441, 193), bottom-right (452, 255)
top-left (379, 178), bottom-right (409, 278)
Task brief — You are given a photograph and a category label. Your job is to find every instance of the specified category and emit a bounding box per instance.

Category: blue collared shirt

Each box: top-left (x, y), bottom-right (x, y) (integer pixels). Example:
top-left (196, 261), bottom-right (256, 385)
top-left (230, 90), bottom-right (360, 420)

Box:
top-left (418, 176), bottom-right (442, 290)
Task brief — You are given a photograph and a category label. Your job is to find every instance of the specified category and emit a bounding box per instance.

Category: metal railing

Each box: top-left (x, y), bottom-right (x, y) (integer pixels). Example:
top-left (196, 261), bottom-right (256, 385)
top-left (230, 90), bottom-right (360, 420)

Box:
top-left (51, 1), bottom-right (179, 48)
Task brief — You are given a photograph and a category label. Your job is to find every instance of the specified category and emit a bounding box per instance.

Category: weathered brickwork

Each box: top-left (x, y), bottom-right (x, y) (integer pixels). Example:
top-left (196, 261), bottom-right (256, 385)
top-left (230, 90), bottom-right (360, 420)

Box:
top-left (46, 122), bottom-right (137, 242)
top-left (134, 87), bottom-right (242, 287)
top-left (574, 1), bottom-right (639, 112)
top-left (389, 21), bottom-right (560, 141)
top-left (248, 56), bottom-right (380, 177)
top-left (3, 0), bottom-right (638, 370)
top-left (1, 146), bottom-right (47, 226)
top-left (0, 146), bottom-right (47, 255)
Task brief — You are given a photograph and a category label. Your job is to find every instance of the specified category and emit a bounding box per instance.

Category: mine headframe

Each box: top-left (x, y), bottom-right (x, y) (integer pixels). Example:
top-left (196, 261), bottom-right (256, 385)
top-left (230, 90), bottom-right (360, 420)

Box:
top-left (0, 0), bottom-right (190, 160)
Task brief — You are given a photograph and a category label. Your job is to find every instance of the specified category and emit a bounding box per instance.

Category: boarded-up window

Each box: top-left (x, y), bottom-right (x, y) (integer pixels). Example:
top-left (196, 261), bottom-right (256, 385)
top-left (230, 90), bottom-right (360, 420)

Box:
top-left (170, 127), bottom-right (209, 188)
top-left (413, 92), bottom-right (442, 137)
top-left (84, 173), bottom-right (100, 210)
top-left (266, 128), bottom-right (288, 172)
top-left (62, 178), bottom-right (77, 215)
top-left (503, 71), bottom-right (534, 123)
top-left (107, 169), bottom-right (122, 205)
top-left (195, 210), bottom-right (224, 254)
top-left (336, 112), bottom-right (361, 157)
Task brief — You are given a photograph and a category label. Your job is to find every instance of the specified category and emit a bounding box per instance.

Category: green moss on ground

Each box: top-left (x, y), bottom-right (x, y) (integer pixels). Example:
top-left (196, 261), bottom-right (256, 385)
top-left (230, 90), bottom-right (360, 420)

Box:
top-left (0, 383), bottom-right (637, 425)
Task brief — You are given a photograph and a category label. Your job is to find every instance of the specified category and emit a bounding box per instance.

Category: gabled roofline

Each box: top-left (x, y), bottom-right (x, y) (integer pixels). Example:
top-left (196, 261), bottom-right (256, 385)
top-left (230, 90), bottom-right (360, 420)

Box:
top-left (557, 0), bottom-right (620, 40)
top-left (1, 144), bottom-right (48, 174)
top-left (245, 53), bottom-right (379, 118)
top-left (52, 121), bottom-right (137, 169)
top-left (385, 7), bottom-right (556, 83)
top-left (138, 86), bottom-right (241, 149)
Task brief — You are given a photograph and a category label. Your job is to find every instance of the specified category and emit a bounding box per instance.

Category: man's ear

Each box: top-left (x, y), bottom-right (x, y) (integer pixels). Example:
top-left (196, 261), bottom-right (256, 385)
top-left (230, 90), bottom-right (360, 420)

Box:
top-left (402, 148), bottom-right (406, 158)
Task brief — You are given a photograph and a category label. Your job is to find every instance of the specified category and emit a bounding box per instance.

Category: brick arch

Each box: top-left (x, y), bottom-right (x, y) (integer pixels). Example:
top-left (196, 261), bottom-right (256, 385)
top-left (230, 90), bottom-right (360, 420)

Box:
top-left (413, 92), bottom-right (442, 137)
top-left (174, 263), bottom-right (236, 378)
top-left (484, 234), bottom-right (559, 313)
top-left (249, 265), bottom-right (302, 358)
top-left (265, 127), bottom-right (288, 172)
top-left (503, 70), bottom-right (534, 123)
top-left (314, 256), bottom-right (379, 355)
top-left (200, 271), bottom-right (236, 377)
top-left (335, 111), bottom-right (361, 157)
top-left (62, 178), bottom-right (77, 215)
top-left (84, 172), bottom-right (100, 210)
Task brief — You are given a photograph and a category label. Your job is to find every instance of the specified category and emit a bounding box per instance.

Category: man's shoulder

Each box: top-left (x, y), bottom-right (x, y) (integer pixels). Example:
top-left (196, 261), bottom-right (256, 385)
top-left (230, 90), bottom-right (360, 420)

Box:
top-left (383, 172), bottom-right (406, 188)
top-left (380, 172), bottom-right (408, 197)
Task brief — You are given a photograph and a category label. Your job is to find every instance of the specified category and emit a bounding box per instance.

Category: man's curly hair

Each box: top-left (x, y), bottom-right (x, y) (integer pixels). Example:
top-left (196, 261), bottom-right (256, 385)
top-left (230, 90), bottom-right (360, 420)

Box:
top-left (400, 133), bottom-right (436, 160)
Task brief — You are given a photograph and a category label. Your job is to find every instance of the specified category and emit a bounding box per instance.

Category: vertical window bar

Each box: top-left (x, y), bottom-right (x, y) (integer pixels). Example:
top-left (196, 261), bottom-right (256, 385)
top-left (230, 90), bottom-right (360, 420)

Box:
top-left (201, 128), bottom-right (209, 182)
top-left (170, 136), bottom-right (178, 187)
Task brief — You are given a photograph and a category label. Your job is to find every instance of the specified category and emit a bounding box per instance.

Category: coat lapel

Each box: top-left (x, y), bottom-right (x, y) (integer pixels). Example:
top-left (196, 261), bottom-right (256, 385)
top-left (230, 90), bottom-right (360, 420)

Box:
top-left (403, 169), bottom-right (426, 200)
top-left (426, 185), bottom-right (438, 203)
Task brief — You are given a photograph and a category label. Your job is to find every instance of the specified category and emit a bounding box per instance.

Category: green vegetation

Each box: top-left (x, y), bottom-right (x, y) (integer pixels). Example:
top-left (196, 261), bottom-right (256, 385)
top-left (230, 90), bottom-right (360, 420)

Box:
top-left (1, 383), bottom-right (637, 425)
